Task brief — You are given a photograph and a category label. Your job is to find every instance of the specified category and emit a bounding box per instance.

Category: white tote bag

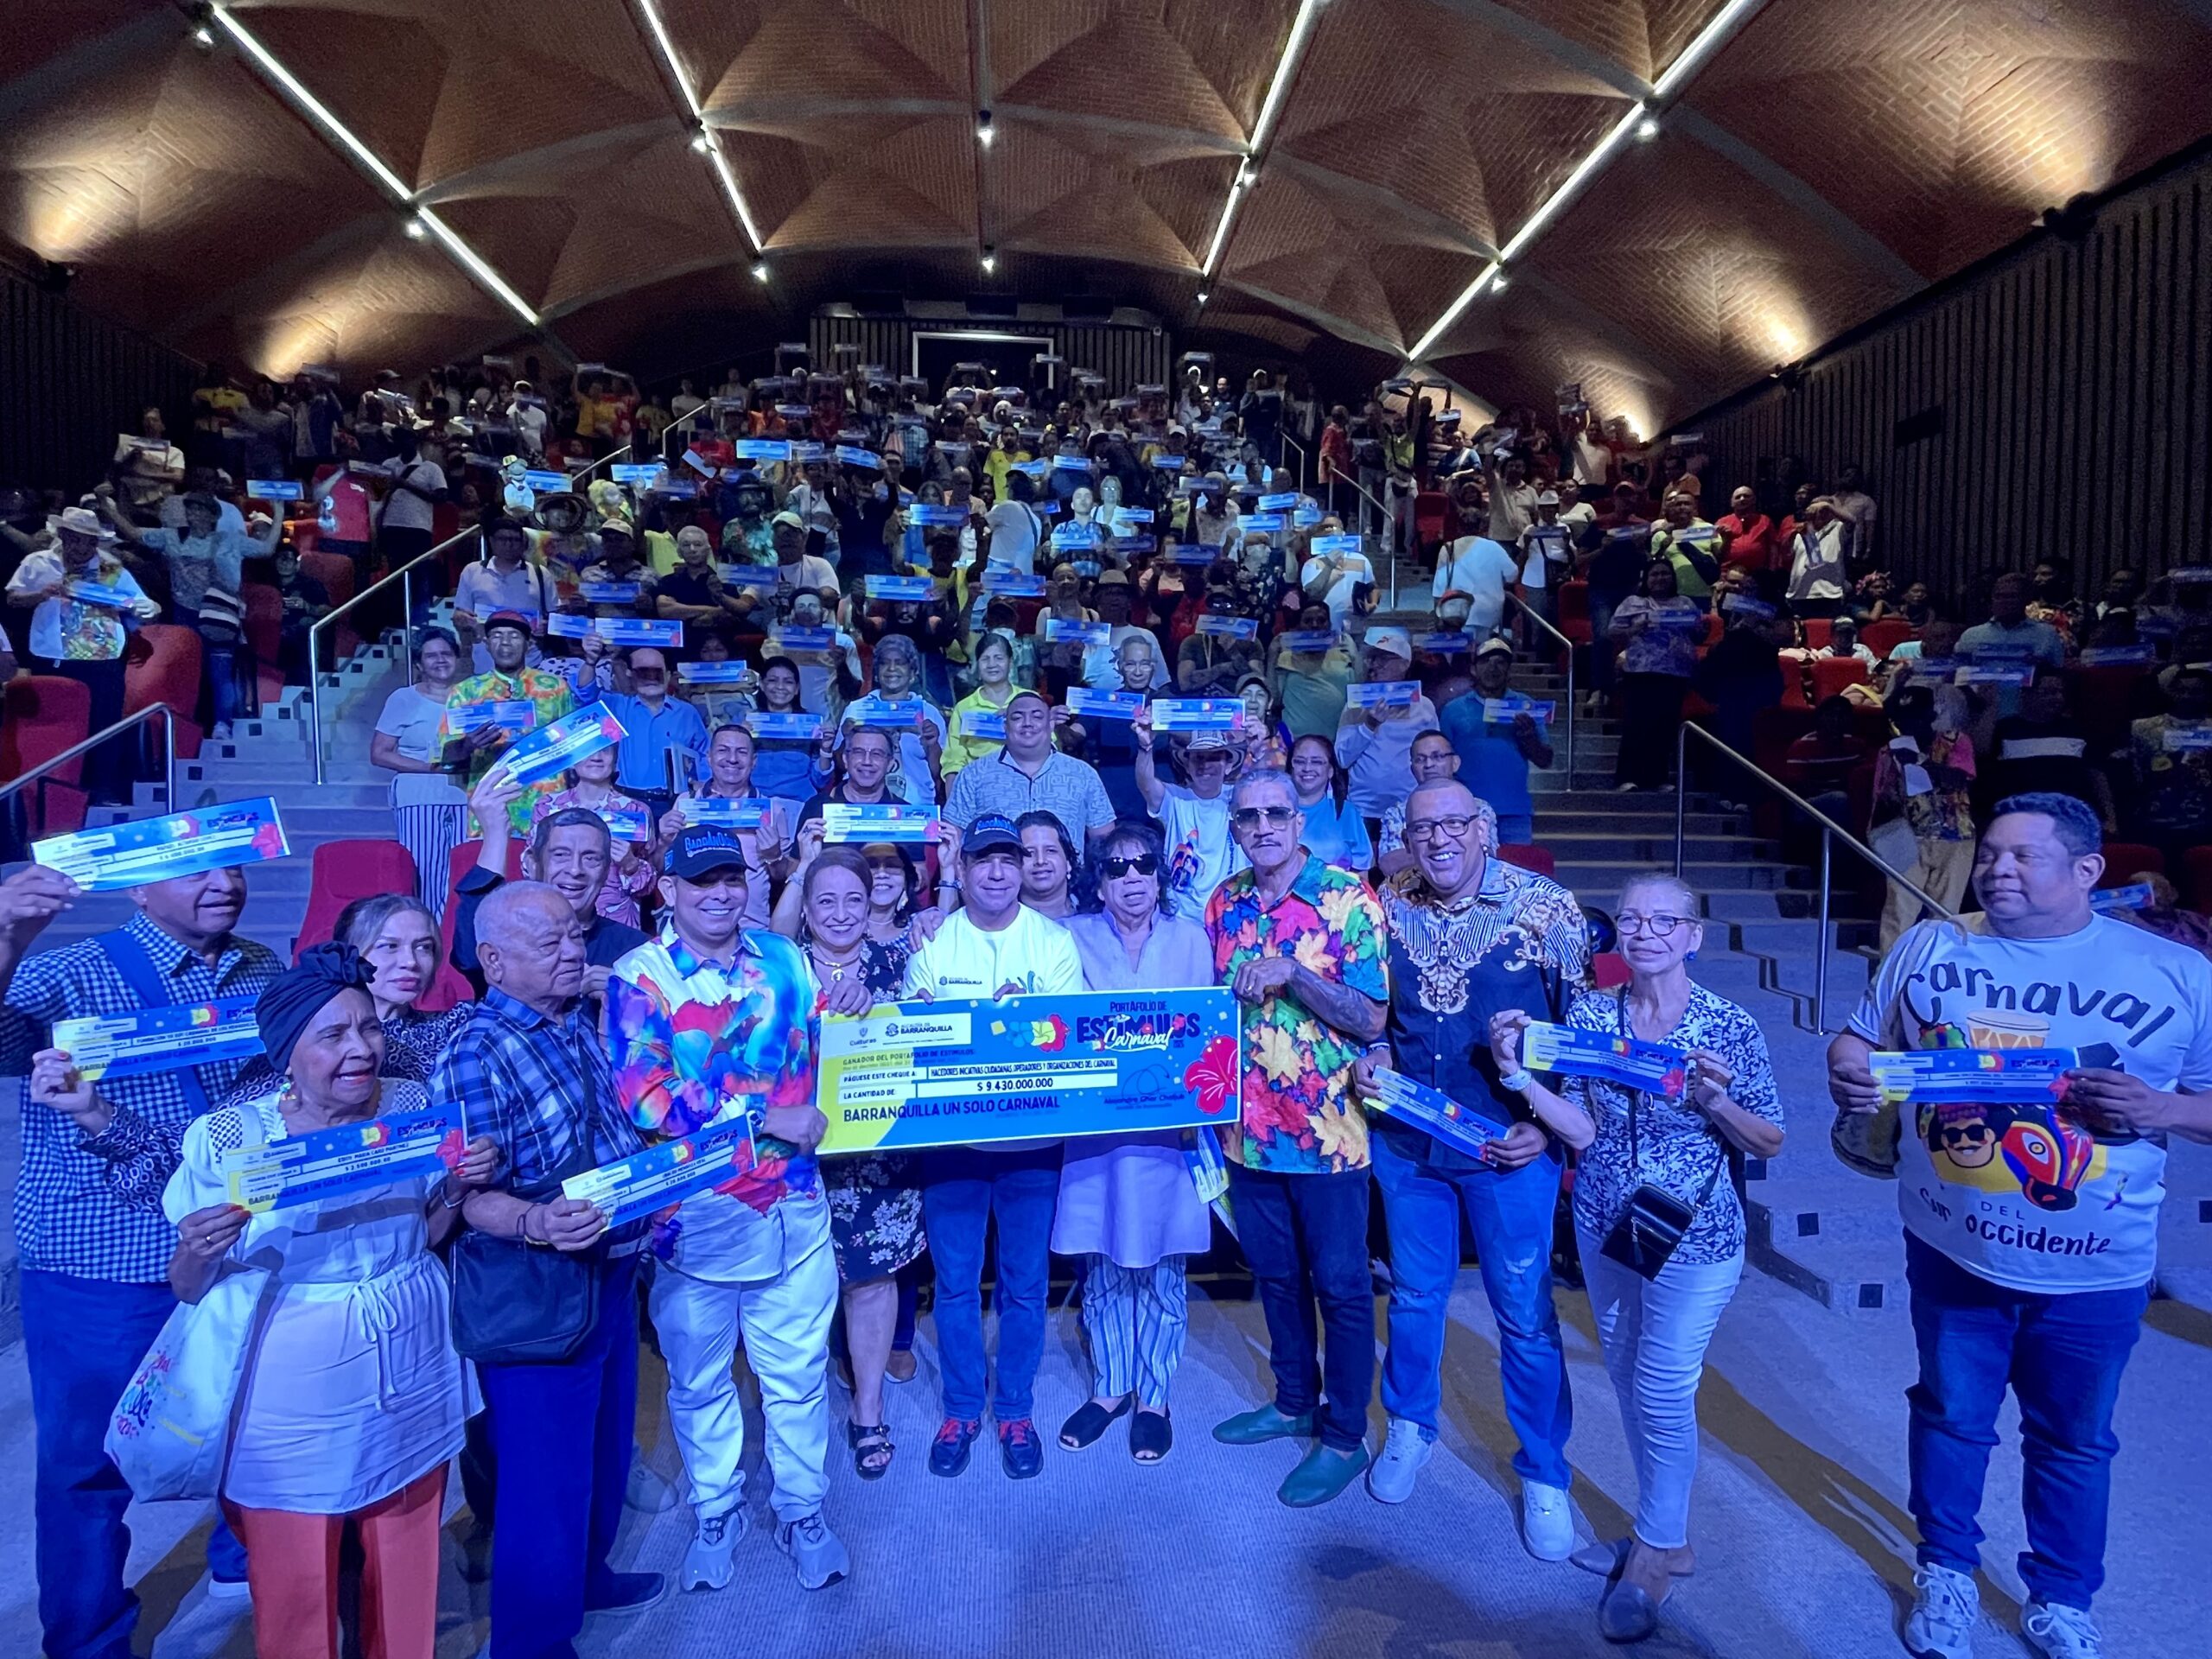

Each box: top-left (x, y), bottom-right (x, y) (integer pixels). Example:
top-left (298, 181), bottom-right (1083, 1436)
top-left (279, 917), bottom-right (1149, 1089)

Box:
top-left (104, 1103), bottom-right (272, 1503)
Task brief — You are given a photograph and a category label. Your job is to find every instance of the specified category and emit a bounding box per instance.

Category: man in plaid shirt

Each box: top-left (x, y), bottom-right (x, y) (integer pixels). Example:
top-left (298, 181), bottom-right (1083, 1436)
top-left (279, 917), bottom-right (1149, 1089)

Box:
top-left (430, 880), bottom-right (663, 1656)
top-left (0, 862), bottom-right (278, 1657)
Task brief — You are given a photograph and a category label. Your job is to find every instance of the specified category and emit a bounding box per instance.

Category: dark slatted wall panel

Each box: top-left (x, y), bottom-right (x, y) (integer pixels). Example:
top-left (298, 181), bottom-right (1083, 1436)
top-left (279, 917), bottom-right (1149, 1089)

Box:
top-left (1677, 153), bottom-right (2212, 604)
top-left (808, 314), bottom-right (1172, 392)
top-left (0, 270), bottom-right (200, 495)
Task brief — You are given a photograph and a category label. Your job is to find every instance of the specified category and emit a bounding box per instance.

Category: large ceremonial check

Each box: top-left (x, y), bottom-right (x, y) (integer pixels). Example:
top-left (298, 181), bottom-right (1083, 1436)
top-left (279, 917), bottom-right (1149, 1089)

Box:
top-left (54, 997), bottom-right (260, 1082)
top-left (35, 798), bottom-right (289, 892)
top-left (816, 988), bottom-right (1241, 1154)
top-left (223, 1101), bottom-right (466, 1213)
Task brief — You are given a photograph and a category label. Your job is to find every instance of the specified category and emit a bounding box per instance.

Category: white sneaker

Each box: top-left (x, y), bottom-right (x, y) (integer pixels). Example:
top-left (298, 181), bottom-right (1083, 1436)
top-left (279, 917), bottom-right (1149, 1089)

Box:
top-left (680, 1506), bottom-right (748, 1592)
top-left (205, 1573), bottom-right (251, 1603)
top-left (1903, 1562), bottom-right (1979, 1659)
top-left (1365, 1417), bottom-right (1432, 1503)
top-left (1520, 1480), bottom-right (1573, 1561)
top-left (210, 721), bottom-right (233, 741)
top-left (626, 1458), bottom-right (678, 1512)
top-left (777, 1512), bottom-right (850, 1590)
top-left (2021, 1599), bottom-right (2102, 1659)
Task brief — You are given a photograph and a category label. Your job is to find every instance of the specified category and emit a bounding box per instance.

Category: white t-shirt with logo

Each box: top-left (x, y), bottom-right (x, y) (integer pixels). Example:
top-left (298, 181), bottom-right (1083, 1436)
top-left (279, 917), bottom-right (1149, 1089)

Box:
top-left (1850, 913), bottom-right (2212, 1293)
top-left (1154, 785), bottom-right (1247, 924)
top-left (903, 904), bottom-right (1084, 1154)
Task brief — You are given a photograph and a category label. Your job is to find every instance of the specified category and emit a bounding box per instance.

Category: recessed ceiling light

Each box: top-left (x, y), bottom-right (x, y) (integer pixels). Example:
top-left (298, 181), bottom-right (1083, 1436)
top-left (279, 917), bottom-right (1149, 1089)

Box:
top-left (750, 260), bottom-right (769, 282)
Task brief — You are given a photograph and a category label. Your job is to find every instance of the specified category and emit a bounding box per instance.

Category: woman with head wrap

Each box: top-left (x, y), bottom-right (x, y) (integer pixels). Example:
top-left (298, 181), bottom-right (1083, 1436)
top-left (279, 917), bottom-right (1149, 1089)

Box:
top-left (218, 895), bottom-right (473, 1108)
top-left (162, 944), bottom-right (496, 1659)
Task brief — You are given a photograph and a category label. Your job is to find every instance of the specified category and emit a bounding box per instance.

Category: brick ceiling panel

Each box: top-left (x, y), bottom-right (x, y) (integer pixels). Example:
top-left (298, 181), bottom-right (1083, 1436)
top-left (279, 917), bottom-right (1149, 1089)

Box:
top-left (238, 6), bottom-right (449, 187)
top-left (0, 0), bottom-right (161, 88)
top-left (696, 1), bottom-right (969, 112)
top-left (994, 1), bottom-right (1297, 142)
top-left (1527, 134), bottom-right (1910, 399)
top-left (1643, 0), bottom-right (1724, 75)
top-left (1279, 0), bottom-right (1632, 251)
top-left (1485, 0), bottom-right (1664, 81)
top-left (988, 131), bottom-right (1225, 267)
top-left (752, 116), bottom-right (975, 251)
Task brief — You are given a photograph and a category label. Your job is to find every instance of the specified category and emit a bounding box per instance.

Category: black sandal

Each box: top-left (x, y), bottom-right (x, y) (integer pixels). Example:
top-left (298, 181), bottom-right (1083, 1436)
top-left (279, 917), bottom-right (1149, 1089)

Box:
top-left (1130, 1408), bottom-right (1173, 1465)
top-left (847, 1420), bottom-right (894, 1480)
top-left (1058, 1395), bottom-right (1133, 1450)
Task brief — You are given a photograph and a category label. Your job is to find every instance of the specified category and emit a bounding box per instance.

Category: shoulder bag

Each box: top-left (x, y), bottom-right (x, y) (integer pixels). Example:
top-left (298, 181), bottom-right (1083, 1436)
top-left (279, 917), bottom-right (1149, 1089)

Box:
top-left (448, 1138), bottom-right (606, 1366)
top-left (1598, 991), bottom-right (1730, 1281)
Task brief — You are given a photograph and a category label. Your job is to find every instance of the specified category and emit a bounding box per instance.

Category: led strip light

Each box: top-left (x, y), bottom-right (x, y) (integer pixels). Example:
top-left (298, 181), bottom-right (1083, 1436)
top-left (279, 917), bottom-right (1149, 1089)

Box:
top-left (635, 0), bottom-right (764, 252)
top-left (1199, 0), bottom-right (1327, 279)
top-left (208, 3), bottom-right (541, 327)
top-left (1405, 0), bottom-right (1769, 362)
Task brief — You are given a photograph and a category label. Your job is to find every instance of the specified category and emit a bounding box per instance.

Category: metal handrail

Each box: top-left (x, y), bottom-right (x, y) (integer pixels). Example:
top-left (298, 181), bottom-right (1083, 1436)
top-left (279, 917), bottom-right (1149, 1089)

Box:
top-left (0, 702), bottom-right (179, 824)
top-left (1501, 592), bottom-right (1579, 782)
top-left (1333, 471), bottom-right (1403, 610)
top-left (304, 444), bottom-right (633, 782)
top-left (1278, 430), bottom-right (1308, 498)
top-left (1673, 720), bottom-right (1958, 1033)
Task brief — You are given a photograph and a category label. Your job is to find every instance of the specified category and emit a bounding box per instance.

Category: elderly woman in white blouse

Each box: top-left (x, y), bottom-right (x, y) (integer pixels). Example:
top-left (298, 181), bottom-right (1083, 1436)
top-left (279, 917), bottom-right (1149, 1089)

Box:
top-left (1052, 819), bottom-right (1216, 1465)
top-left (162, 944), bottom-right (495, 1659)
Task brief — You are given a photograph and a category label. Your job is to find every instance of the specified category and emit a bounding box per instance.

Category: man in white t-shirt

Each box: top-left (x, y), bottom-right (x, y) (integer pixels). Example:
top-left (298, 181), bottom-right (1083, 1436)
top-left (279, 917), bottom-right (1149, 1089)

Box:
top-left (1434, 505), bottom-right (1522, 634)
top-left (983, 478), bottom-right (1044, 576)
top-left (1828, 792), bottom-right (2212, 1659)
top-left (505, 382), bottom-right (550, 459)
top-left (1131, 721), bottom-right (1245, 922)
top-left (905, 814), bottom-right (1084, 1483)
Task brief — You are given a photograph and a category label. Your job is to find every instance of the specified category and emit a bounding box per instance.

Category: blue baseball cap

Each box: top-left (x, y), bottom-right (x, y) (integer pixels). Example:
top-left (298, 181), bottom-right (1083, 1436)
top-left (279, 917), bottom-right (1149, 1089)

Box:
top-left (962, 814), bottom-right (1021, 858)
top-left (663, 826), bottom-right (749, 880)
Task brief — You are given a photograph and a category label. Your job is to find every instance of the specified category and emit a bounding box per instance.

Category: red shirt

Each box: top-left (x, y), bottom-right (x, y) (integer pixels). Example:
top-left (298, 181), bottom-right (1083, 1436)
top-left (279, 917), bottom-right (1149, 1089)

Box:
top-left (1717, 512), bottom-right (1777, 574)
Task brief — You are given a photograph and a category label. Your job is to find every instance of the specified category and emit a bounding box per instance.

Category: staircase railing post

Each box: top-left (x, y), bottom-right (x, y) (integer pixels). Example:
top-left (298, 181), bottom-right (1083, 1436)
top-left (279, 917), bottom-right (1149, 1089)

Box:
top-left (1817, 827), bottom-right (1834, 1034)
top-left (1673, 722), bottom-right (1688, 879)
top-left (308, 626), bottom-right (323, 786)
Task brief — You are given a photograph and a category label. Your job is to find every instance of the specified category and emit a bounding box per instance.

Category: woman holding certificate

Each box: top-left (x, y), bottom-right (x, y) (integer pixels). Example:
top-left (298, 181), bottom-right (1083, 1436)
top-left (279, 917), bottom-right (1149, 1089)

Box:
top-left (162, 945), bottom-right (494, 1659)
top-left (1490, 873), bottom-right (1783, 1645)
top-left (1052, 821), bottom-right (1215, 1463)
top-left (794, 848), bottom-right (925, 1480)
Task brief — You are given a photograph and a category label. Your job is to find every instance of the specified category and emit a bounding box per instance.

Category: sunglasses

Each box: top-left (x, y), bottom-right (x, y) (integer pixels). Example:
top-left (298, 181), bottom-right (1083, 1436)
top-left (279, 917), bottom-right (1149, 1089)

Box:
top-left (1101, 854), bottom-right (1160, 878)
top-left (1230, 805), bottom-right (1297, 830)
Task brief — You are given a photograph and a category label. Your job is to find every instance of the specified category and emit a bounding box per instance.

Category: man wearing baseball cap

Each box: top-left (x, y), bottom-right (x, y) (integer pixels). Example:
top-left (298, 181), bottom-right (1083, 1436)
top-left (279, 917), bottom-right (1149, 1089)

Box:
top-left (772, 510), bottom-right (838, 605)
top-left (1336, 626), bottom-right (1440, 826)
top-left (1438, 634), bottom-right (1552, 849)
top-left (904, 814), bottom-right (1084, 1481)
top-left (607, 825), bottom-right (848, 1592)
top-left (442, 605), bottom-right (575, 836)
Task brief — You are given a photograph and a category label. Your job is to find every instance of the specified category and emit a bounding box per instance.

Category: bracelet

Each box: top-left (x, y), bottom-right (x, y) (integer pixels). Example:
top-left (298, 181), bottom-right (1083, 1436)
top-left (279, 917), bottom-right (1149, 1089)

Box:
top-left (518, 1205), bottom-right (546, 1247)
top-left (440, 1179), bottom-right (467, 1210)
top-left (1498, 1068), bottom-right (1535, 1094)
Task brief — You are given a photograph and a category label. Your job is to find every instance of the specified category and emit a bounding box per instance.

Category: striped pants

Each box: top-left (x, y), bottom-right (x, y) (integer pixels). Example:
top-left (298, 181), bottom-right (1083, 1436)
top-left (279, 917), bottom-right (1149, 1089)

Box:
top-left (391, 804), bottom-right (467, 917)
top-left (1081, 1255), bottom-right (1189, 1408)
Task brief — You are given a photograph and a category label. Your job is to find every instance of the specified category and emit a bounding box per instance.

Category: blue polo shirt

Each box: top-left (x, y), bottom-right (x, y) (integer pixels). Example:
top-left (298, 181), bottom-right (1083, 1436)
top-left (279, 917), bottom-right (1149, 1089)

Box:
top-left (593, 690), bottom-right (709, 795)
top-left (1440, 694), bottom-right (1534, 823)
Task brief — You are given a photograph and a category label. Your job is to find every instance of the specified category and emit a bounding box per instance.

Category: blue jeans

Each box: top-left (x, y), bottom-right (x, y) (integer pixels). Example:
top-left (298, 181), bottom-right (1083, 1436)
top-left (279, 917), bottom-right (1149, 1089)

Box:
top-left (20, 1271), bottom-right (247, 1659)
top-left (479, 1255), bottom-right (640, 1659)
top-left (921, 1145), bottom-right (1062, 1423)
top-left (172, 608), bottom-right (239, 729)
top-left (1230, 1161), bottom-right (1374, 1452)
top-left (1905, 1235), bottom-right (2146, 1610)
top-left (1371, 1132), bottom-right (1571, 1486)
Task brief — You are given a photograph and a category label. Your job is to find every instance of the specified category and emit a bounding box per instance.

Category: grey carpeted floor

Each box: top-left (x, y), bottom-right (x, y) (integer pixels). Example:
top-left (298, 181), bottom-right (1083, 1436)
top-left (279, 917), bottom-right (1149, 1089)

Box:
top-left (4, 1258), bottom-right (2207, 1659)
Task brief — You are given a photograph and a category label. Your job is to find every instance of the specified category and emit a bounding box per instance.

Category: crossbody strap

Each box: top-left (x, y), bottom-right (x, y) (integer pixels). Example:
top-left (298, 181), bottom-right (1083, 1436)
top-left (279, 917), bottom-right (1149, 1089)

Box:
top-left (97, 929), bottom-right (211, 1118)
top-left (1615, 987), bottom-right (1726, 1208)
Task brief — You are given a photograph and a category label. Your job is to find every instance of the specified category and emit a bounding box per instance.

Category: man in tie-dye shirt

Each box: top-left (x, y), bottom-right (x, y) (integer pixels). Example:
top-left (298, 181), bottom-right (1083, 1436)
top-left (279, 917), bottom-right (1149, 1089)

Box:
top-left (605, 826), bottom-right (848, 1594)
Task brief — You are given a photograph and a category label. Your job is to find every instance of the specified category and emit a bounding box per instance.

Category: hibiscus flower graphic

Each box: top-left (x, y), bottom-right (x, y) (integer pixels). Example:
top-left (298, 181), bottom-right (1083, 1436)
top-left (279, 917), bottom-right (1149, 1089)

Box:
top-left (1182, 1036), bottom-right (1240, 1116)
top-left (1029, 1015), bottom-right (1068, 1052)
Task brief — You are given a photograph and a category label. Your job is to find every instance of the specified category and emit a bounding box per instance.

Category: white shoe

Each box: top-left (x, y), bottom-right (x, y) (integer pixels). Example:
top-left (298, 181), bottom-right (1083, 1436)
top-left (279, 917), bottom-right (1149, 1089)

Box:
top-left (2021, 1599), bottom-right (2102, 1659)
top-left (210, 721), bottom-right (233, 741)
top-left (1903, 1562), bottom-right (1978, 1659)
top-left (777, 1512), bottom-right (850, 1590)
top-left (205, 1573), bottom-right (251, 1603)
top-left (626, 1458), bottom-right (679, 1512)
top-left (1365, 1417), bottom-right (1432, 1503)
top-left (680, 1506), bottom-right (747, 1592)
top-left (1520, 1480), bottom-right (1573, 1561)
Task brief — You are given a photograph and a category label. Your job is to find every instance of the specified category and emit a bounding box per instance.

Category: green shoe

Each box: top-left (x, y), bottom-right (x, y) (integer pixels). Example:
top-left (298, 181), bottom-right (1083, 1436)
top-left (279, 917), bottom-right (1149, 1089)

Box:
top-left (1278, 1440), bottom-right (1371, 1507)
top-left (1212, 1403), bottom-right (1317, 1446)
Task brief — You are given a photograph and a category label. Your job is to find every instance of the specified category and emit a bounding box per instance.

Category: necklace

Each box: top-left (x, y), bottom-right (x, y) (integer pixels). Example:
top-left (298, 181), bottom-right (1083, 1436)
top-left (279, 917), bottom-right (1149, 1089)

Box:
top-left (809, 941), bottom-right (864, 982)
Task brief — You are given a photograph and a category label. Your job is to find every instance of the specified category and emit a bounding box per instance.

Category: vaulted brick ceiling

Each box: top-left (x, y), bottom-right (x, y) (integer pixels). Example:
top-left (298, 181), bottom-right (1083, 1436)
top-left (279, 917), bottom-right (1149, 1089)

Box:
top-left (5, 0), bottom-right (2209, 434)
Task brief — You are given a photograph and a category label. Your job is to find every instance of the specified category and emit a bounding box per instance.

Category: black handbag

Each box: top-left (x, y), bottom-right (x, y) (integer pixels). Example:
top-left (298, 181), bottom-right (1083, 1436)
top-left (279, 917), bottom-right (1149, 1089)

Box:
top-left (1599, 992), bottom-right (1729, 1281)
top-left (448, 1147), bottom-right (606, 1366)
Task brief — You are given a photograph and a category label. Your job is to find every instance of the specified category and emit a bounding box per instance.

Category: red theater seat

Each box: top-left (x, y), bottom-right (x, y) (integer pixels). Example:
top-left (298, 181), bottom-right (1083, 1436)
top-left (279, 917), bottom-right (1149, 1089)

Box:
top-left (1592, 952), bottom-right (1630, 989)
top-left (1497, 843), bottom-right (1554, 878)
top-left (1559, 581), bottom-right (1591, 645)
top-left (295, 839), bottom-right (419, 957)
top-left (301, 550), bottom-right (359, 661)
top-left (2099, 842), bottom-right (2165, 882)
top-left (1800, 618), bottom-right (1833, 651)
top-left (2187, 846), bottom-right (2212, 914)
top-left (1810, 658), bottom-right (1871, 703)
top-left (1, 675), bottom-right (92, 835)
top-left (123, 624), bottom-right (204, 759)
top-left (1860, 619), bottom-right (1914, 660)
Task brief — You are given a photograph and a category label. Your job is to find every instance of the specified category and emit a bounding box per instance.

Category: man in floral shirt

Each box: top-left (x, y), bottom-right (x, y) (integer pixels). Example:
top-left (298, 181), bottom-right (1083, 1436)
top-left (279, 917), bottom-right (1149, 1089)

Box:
top-left (442, 608), bottom-right (576, 836)
top-left (605, 827), bottom-right (846, 1594)
top-left (1204, 767), bottom-right (1389, 1507)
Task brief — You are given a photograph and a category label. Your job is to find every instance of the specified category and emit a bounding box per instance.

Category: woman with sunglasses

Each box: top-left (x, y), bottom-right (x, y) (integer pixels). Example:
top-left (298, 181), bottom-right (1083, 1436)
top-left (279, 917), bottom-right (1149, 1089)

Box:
top-left (1489, 872), bottom-right (1784, 1644)
top-left (1052, 821), bottom-right (1215, 1463)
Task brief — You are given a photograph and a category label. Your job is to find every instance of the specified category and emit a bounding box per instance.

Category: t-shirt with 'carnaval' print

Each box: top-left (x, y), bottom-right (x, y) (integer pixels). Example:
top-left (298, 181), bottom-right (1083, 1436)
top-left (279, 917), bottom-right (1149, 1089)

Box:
top-left (1850, 913), bottom-right (2212, 1294)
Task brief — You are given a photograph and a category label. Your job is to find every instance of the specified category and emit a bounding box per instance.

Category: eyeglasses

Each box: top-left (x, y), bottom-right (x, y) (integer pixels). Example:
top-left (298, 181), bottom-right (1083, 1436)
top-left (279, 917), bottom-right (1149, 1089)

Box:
top-left (1405, 815), bottom-right (1478, 842)
top-left (631, 668), bottom-right (666, 682)
top-left (1230, 805), bottom-right (1298, 830)
top-left (1618, 913), bottom-right (1696, 938)
top-left (1101, 854), bottom-right (1160, 878)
